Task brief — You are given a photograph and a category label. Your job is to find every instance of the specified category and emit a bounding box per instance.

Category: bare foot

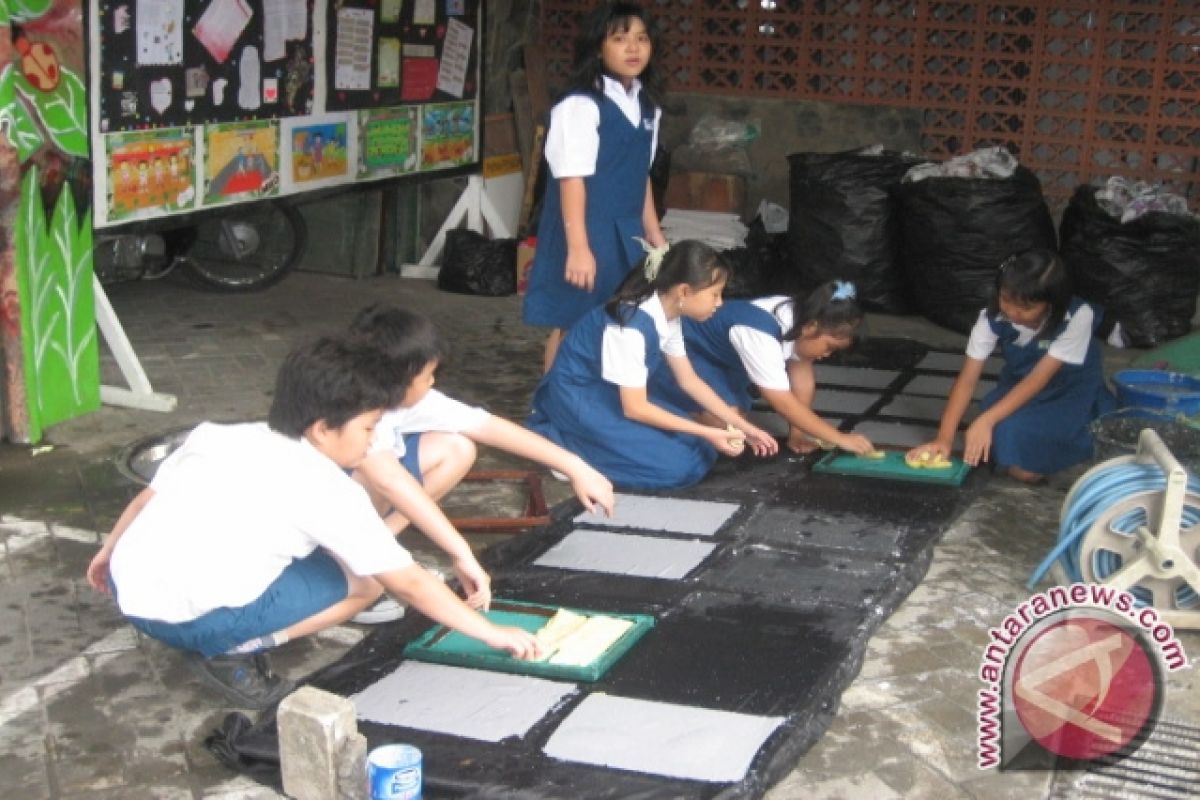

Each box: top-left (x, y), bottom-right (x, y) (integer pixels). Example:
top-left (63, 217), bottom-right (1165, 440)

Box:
top-left (786, 429), bottom-right (818, 454)
top-left (1006, 466), bottom-right (1046, 485)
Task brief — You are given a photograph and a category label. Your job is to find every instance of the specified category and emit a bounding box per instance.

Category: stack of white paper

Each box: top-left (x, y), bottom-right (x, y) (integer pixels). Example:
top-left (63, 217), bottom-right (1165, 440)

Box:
top-left (659, 209), bottom-right (748, 250)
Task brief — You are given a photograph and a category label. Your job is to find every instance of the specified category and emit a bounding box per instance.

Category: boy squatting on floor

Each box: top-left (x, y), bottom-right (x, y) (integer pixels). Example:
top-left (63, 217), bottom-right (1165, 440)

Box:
top-left (85, 335), bottom-right (543, 709)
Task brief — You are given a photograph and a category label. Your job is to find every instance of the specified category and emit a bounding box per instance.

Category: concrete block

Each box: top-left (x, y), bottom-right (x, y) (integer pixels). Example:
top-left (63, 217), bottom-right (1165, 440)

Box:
top-left (336, 731), bottom-right (369, 800)
top-left (279, 686), bottom-right (360, 800)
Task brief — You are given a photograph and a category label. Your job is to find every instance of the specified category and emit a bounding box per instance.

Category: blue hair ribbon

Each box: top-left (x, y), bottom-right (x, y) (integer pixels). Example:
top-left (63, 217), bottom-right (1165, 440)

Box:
top-left (832, 281), bottom-right (856, 301)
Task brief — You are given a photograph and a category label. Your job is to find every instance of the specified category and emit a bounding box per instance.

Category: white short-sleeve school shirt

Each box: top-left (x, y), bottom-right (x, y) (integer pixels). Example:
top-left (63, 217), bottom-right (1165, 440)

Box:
top-left (109, 422), bottom-right (412, 624)
top-left (601, 294), bottom-right (684, 386)
top-left (543, 75), bottom-right (662, 179)
top-left (726, 296), bottom-right (797, 392)
top-left (965, 306), bottom-right (1093, 365)
top-left (371, 390), bottom-right (490, 457)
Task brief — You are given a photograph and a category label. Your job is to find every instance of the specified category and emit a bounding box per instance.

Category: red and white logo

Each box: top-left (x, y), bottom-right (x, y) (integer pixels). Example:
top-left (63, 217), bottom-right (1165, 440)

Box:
top-left (1010, 614), bottom-right (1158, 761)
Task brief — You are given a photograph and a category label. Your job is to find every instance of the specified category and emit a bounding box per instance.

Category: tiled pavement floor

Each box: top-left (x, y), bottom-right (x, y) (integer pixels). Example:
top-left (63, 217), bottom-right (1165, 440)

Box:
top-left (1, 270), bottom-right (1196, 799)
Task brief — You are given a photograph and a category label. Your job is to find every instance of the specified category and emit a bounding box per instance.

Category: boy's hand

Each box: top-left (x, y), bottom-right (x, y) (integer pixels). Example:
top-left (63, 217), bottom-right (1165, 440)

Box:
top-left (569, 464), bottom-right (615, 517)
top-left (486, 625), bottom-right (544, 660)
top-left (86, 549), bottom-right (113, 594)
top-left (453, 557), bottom-right (492, 611)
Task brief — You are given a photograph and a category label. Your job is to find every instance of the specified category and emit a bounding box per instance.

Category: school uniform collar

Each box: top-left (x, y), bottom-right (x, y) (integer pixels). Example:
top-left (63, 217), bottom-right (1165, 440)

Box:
top-left (601, 74), bottom-right (643, 101)
top-left (642, 292), bottom-right (678, 340)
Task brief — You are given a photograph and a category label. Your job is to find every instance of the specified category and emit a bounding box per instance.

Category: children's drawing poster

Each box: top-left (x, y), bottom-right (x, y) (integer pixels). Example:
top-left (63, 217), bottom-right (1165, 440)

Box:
top-left (203, 120), bottom-right (280, 204)
top-left (420, 102), bottom-right (474, 171)
top-left (93, 0), bottom-right (315, 132)
top-left (358, 106), bottom-right (419, 178)
top-left (104, 128), bottom-right (199, 222)
top-left (88, 0), bottom-right (479, 226)
top-left (281, 113), bottom-right (356, 191)
top-left (325, 0), bottom-right (478, 111)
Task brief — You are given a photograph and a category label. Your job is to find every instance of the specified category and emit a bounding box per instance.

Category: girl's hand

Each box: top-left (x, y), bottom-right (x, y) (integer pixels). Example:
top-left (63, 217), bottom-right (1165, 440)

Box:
top-left (907, 440), bottom-right (952, 463)
top-left (739, 423), bottom-right (780, 457)
top-left (707, 427), bottom-right (746, 457)
top-left (836, 433), bottom-right (875, 455)
top-left (963, 419), bottom-right (994, 467)
top-left (485, 625), bottom-right (544, 660)
top-left (453, 556), bottom-right (492, 611)
top-left (564, 248), bottom-right (597, 292)
top-left (569, 465), bottom-right (616, 518)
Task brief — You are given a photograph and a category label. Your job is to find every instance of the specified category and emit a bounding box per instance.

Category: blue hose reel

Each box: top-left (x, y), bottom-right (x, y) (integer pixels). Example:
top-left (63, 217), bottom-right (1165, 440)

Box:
top-left (1028, 428), bottom-right (1200, 629)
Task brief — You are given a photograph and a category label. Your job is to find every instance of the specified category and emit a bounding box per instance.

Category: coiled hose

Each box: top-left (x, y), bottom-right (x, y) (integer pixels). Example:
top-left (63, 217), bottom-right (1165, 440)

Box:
top-left (1026, 462), bottom-right (1200, 608)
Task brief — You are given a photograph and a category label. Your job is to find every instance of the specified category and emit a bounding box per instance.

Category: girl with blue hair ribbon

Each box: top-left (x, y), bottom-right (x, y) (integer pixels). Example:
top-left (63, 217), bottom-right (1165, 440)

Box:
top-left (651, 280), bottom-right (875, 455)
top-left (527, 240), bottom-right (778, 490)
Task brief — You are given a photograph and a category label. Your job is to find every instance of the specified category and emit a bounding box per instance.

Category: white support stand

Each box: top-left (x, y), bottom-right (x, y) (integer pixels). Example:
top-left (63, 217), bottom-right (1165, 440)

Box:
top-left (93, 275), bottom-right (177, 412)
top-left (401, 174), bottom-right (512, 279)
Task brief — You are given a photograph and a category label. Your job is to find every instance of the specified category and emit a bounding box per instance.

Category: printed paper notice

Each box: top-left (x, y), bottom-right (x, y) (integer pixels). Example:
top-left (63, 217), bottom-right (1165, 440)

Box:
top-left (334, 7), bottom-right (374, 91)
top-left (263, 0), bottom-right (308, 62)
top-left (436, 17), bottom-right (473, 98)
top-left (413, 0), bottom-right (436, 25)
top-left (137, 0), bottom-right (183, 65)
top-left (193, 0), bottom-right (253, 64)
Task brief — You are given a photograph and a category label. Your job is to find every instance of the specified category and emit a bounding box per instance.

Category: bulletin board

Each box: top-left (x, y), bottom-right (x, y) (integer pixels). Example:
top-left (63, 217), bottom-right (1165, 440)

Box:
top-left (87, 0), bottom-right (481, 228)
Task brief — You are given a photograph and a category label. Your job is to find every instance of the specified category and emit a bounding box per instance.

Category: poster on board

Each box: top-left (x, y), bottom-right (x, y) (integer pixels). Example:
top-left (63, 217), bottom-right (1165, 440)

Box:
top-left (357, 106), bottom-right (419, 178)
top-left (88, 0), bottom-right (480, 226)
top-left (104, 127), bottom-right (199, 222)
top-left (420, 101), bottom-right (474, 171)
top-left (203, 120), bottom-right (280, 205)
top-left (281, 113), bottom-right (356, 191)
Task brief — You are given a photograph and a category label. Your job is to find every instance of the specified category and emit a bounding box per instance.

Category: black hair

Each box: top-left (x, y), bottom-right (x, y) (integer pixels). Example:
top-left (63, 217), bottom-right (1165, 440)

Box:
top-left (267, 335), bottom-right (400, 438)
top-left (563, 2), bottom-right (663, 108)
top-left (781, 280), bottom-right (865, 341)
top-left (987, 248), bottom-right (1071, 339)
top-left (347, 304), bottom-right (449, 392)
top-left (605, 239), bottom-right (729, 325)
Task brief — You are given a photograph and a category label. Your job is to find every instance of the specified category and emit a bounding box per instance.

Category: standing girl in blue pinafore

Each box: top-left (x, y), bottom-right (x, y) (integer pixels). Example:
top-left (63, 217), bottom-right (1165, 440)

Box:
top-left (651, 280), bottom-right (878, 456)
top-left (527, 240), bottom-right (778, 490)
top-left (522, 2), bottom-right (668, 372)
top-left (910, 248), bottom-right (1117, 483)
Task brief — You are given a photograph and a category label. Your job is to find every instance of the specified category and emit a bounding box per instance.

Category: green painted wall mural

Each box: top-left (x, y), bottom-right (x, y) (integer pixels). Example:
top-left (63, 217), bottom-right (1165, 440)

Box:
top-left (0, 0), bottom-right (97, 443)
top-left (15, 166), bottom-right (96, 441)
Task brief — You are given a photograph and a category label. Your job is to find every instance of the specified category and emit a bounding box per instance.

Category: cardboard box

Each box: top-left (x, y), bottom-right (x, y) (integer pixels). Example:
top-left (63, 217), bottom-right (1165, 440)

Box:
top-left (516, 237), bottom-right (537, 295)
top-left (663, 171), bottom-right (746, 214)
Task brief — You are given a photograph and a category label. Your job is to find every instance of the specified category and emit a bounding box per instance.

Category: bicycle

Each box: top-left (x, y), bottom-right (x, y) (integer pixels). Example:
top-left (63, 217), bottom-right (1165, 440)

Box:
top-left (94, 199), bottom-right (307, 291)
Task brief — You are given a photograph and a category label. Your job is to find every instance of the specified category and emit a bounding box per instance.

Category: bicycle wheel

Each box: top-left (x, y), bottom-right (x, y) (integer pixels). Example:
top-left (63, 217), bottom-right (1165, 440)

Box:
top-left (177, 201), bottom-right (307, 291)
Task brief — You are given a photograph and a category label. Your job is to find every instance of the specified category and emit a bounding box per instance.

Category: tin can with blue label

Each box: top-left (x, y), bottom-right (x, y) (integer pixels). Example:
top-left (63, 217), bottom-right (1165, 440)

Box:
top-left (367, 743), bottom-right (422, 800)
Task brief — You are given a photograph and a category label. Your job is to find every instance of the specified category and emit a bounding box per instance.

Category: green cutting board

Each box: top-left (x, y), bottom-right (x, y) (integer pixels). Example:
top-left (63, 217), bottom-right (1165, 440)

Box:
top-left (402, 599), bottom-right (656, 682)
top-left (812, 450), bottom-right (971, 487)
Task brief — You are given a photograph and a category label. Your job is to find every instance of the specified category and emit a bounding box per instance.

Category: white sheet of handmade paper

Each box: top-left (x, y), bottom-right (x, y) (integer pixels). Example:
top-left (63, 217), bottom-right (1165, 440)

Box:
top-left (813, 364), bottom-right (901, 389)
top-left (574, 494), bottom-right (739, 537)
top-left (535, 529), bottom-right (716, 579)
top-left (351, 662), bottom-right (576, 742)
top-left (543, 693), bottom-right (784, 782)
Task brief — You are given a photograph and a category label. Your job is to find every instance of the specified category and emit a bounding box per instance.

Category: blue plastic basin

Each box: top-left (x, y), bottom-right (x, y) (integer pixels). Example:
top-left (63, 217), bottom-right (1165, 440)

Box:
top-left (1113, 369), bottom-right (1200, 415)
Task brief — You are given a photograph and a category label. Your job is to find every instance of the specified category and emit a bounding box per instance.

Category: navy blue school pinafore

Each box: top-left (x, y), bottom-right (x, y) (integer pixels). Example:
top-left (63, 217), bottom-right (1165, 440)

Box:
top-left (526, 303), bottom-right (718, 489)
top-left (651, 299), bottom-right (785, 413)
top-left (521, 91), bottom-right (656, 330)
top-left (982, 297), bottom-right (1117, 474)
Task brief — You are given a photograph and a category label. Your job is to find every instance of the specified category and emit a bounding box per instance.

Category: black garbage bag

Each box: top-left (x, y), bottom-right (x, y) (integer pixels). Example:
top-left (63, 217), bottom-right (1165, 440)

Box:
top-left (1060, 185), bottom-right (1200, 348)
top-left (720, 217), bottom-right (789, 299)
top-left (437, 229), bottom-right (517, 296)
top-left (787, 149), bottom-right (921, 313)
top-left (894, 166), bottom-right (1057, 334)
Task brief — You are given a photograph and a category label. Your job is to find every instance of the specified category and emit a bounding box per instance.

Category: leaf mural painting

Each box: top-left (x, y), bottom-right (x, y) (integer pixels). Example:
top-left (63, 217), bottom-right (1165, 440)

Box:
top-left (15, 167), bottom-right (98, 441)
